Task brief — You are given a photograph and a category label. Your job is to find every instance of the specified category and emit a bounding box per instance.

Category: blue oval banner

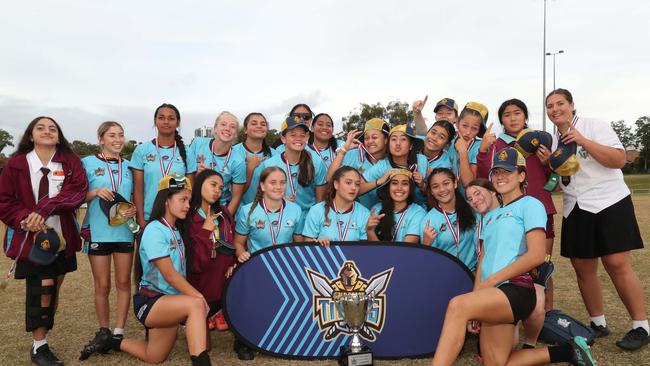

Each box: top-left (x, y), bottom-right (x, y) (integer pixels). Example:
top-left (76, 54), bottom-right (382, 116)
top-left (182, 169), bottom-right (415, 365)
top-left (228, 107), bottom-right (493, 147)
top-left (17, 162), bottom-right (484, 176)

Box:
top-left (223, 242), bottom-right (474, 359)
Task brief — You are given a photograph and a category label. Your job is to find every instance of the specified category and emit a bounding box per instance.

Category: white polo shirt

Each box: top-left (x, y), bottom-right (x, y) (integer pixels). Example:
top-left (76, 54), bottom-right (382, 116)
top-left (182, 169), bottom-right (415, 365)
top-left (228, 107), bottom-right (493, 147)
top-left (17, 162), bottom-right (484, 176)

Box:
top-left (26, 150), bottom-right (63, 234)
top-left (552, 116), bottom-right (629, 217)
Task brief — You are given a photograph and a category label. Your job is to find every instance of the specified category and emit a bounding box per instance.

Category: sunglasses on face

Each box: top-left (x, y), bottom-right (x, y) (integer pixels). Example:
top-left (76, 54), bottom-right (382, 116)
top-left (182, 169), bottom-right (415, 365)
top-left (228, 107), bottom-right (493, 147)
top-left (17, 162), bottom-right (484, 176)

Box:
top-left (290, 113), bottom-right (312, 121)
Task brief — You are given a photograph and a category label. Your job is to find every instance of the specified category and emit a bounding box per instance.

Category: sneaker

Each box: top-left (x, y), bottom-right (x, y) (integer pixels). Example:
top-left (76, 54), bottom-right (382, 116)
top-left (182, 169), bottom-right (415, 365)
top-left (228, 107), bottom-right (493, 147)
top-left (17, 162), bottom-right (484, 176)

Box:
top-left (31, 344), bottom-right (64, 366)
top-left (79, 327), bottom-right (112, 360)
top-left (215, 310), bottom-right (229, 331)
top-left (569, 336), bottom-right (597, 366)
top-left (589, 322), bottom-right (610, 338)
top-left (616, 327), bottom-right (650, 351)
top-left (234, 339), bottom-right (255, 361)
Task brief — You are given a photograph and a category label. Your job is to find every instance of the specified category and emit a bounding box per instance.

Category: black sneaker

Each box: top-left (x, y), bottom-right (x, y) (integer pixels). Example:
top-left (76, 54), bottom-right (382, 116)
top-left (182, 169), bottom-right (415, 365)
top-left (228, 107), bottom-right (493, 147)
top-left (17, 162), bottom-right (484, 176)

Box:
top-left (569, 336), bottom-right (597, 366)
top-left (79, 327), bottom-right (112, 360)
top-left (616, 327), bottom-right (650, 351)
top-left (589, 322), bottom-right (610, 338)
top-left (31, 344), bottom-right (64, 366)
top-left (234, 339), bottom-right (255, 361)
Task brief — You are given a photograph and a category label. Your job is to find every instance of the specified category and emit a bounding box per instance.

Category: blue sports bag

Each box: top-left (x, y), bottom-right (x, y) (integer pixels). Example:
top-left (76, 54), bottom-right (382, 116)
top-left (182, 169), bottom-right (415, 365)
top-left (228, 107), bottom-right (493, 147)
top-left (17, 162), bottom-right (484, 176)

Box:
top-left (538, 309), bottom-right (596, 345)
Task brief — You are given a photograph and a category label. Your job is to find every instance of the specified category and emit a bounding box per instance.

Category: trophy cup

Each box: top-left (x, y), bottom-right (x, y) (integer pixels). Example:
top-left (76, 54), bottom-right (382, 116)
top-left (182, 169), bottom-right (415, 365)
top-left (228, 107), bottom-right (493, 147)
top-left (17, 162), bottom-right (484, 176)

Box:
top-left (334, 292), bottom-right (374, 366)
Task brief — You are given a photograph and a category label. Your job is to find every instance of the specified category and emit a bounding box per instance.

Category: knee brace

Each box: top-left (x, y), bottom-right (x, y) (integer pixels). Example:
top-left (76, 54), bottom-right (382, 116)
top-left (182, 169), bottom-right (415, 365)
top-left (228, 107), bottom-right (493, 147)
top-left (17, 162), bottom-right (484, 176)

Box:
top-left (25, 276), bottom-right (57, 332)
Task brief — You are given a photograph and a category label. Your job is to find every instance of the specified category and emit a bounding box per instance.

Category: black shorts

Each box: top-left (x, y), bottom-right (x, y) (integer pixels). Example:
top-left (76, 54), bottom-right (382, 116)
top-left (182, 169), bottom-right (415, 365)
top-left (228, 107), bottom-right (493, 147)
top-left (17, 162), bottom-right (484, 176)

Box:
top-left (87, 241), bottom-right (134, 256)
top-left (133, 292), bottom-right (163, 327)
top-left (561, 195), bottom-right (644, 258)
top-left (498, 283), bottom-right (536, 323)
top-left (14, 252), bottom-right (77, 279)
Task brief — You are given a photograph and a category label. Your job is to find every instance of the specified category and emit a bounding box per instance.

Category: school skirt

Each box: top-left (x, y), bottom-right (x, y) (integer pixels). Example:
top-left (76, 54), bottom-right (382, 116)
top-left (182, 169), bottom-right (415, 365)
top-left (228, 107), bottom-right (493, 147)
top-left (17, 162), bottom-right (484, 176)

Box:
top-left (560, 195), bottom-right (644, 258)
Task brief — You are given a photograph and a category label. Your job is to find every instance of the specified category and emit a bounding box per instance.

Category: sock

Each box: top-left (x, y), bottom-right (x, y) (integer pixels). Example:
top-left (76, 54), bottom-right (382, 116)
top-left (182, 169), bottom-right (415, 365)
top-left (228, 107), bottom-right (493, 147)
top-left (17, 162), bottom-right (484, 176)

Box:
top-left (632, 320), bottom-right (650, 334)
top-left (190, 350), bottom-right (211, 366)
top-left (522, 343), bottom-right (535, 349)
top-left (32, 339), bottom-right (47, 353)
top-left (113, 327), bottom-right (124, 336)
top-left (590, 315), bottom-right (606, 327)
top-left (110, 335), bottom-right (123, 352)
top-left (548, 343), bottom-right (573, 363)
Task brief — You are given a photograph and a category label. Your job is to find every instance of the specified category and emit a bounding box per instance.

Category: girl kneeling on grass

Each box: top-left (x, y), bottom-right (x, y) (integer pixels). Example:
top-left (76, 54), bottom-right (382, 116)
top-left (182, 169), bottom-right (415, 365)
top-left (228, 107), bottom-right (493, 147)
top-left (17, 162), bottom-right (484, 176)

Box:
top-left (109, 174), bottom-right (213, 366)
top-left (431, 148), bottom-right (596, 366)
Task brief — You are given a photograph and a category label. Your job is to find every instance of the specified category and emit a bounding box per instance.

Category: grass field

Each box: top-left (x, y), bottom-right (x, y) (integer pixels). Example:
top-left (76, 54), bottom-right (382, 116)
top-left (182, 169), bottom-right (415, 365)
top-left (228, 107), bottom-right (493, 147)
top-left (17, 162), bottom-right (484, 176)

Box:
top-left (1, 194), bottom-right (649, 365)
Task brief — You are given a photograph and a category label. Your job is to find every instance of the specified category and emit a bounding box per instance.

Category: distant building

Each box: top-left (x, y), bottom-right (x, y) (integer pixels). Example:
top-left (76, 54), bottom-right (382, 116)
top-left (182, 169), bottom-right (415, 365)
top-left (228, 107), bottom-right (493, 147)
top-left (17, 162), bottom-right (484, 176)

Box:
top-left (195, 126), bottom-right (213, 137)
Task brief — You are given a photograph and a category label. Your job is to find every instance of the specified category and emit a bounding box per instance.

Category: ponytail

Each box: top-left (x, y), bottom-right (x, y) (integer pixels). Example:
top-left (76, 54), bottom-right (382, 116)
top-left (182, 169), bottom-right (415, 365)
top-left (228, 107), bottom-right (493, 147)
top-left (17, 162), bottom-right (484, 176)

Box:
top-left (297, 151), bottom-right (315, 187)
top-left (174, 130), bottom-right (188, 167)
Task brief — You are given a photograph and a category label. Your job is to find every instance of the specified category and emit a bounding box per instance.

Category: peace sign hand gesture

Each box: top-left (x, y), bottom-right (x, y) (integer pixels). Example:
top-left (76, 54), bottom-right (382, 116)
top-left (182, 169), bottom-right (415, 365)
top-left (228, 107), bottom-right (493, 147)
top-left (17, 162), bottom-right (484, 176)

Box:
top-left (343, 129), bottom-right (362, 151)
top-left (366, 208), bottom-right (385, 232)
top-left (422, 220), bottom-right (437, 246)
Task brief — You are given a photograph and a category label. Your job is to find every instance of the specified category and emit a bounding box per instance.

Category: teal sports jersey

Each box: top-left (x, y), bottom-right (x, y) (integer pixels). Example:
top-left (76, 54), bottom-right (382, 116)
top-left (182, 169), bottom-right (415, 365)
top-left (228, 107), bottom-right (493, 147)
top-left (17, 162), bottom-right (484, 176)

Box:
top-left (131, 140), bottom-right (187, 220)
top-left (243, 153), bottom-right (327, 214)
top-left (447, 136), bottom-right (480, 197)
top-left (341, 149), bottom-right (384, 208)
top-left (187, 137), bottom-right (246, 206)
top-left (371, 202), bottom-right (426, 242)
top-left (362, 154), bottom-right (429, 207)
top-left (480, 195), bottom-right (547, 283)
top-left (235, 200), bottom-right (303, 253)
top-left (138, 220), bottom-right (187, 295)
top-left (231, 141), bottom-right (277, 163)
top-left (82, 155), bottom-right (134, 243)
top-left (302, 201), bottom-right (370, 241)
top-left (234, 142), bottom-right (276, 204)
top-left (421, 207), bottom-right (478, 270)
top-left (426, 149), bottom-right (454, 170)
top-left (307, 139), bottom-right (343, 168)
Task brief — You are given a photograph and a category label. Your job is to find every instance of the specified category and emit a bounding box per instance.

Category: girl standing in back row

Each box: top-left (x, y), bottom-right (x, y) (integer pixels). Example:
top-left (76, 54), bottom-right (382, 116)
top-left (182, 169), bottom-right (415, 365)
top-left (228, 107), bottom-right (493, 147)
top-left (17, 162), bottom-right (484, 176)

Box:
top-left (131, 103), bottom-right (188, 230)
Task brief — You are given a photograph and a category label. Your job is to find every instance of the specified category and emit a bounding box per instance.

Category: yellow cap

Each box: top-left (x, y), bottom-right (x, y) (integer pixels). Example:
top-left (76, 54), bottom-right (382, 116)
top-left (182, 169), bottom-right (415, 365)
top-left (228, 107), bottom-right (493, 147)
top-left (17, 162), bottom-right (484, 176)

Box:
top-left (158, 173), bottom-right (192, 192)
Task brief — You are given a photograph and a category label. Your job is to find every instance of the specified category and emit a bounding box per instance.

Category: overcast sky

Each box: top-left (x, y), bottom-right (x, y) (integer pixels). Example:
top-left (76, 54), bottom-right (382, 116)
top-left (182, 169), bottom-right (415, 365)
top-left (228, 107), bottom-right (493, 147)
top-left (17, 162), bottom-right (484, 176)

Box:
top-left (1, 0), bottom-right (648, 153)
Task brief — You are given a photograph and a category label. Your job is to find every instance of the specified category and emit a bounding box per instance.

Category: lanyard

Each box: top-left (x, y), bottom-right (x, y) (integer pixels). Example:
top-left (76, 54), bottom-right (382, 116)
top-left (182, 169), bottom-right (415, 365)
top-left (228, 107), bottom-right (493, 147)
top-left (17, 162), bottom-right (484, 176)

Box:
top-left (261, 199), bottom-right (283, 245)
top-left (440, 207), bottom-right (460, 257)
top-left (100, 153), bottom-right (122, 192)
top-left (332, 201), bottom-right (355, 241)
top-left (282, 153), bottom-right (297, 198)
top-left (358, 144), bottom-right (376, 164)
top-left (211, 139), bottom-right (232, 172)
top-left (160, 217), bottom-right (184, 271)
top-left (476, 216), bottom-right (483, 257)
top-left (556, 115), bottom-right (580, 140)
top-left (391, 205), bottom-right (409, 241)
top-left (310, 143), bottom-right (334, 163)
top-left (427, 150), bottom-right (443, 165)
top-left (156, 140), bottom-right (176, 176)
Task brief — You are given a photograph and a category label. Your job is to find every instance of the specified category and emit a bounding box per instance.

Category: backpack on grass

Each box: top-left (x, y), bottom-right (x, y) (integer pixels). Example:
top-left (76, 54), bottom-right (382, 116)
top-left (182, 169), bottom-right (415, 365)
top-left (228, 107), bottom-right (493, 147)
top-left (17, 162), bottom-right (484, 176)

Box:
top-left (538, 309), bottom-right (596, 345)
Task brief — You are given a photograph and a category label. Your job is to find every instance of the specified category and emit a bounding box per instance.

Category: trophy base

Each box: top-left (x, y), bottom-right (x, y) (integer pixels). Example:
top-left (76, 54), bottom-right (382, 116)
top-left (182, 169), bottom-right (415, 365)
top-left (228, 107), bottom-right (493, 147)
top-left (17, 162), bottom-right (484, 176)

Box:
top-left (338, 345), bottom-right (373, 366)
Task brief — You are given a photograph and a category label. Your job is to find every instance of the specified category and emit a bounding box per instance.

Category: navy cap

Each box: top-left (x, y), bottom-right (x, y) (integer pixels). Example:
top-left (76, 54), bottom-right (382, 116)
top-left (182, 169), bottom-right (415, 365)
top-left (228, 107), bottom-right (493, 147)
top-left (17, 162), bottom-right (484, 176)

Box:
top-left (434, 98), bottom-right (459, 114)
top-left (550, 140), bottom-right (580, 176)
top-left (29, 229), bottom-right (62, 265)
top-left (100, 192), bottom-right (134, 226)
top-left (491, 147), bottom-right (526, 172)
top-left (515, 129), bottom-right (554, 158)
top-left (281, 115), bottom-right (310, 135)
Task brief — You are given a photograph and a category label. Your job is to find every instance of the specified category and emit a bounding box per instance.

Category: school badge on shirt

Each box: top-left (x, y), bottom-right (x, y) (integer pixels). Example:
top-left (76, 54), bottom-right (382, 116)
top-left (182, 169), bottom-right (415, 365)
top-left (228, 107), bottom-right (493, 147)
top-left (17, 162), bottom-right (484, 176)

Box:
top-left (146, 153), bottom-right (156, 162)
top-left (94, 167), bottom-right (105, 176)
top-left (256, 219), bottom-right (265, 229)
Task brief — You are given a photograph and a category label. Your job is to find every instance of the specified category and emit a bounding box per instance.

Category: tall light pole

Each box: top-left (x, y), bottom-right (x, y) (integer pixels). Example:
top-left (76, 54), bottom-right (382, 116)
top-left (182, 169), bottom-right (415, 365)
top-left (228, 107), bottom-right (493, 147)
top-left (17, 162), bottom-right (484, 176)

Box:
top-left (542, 0), bottom-right (547, 132)
top-left (546, 50), bottom-right (565, 90)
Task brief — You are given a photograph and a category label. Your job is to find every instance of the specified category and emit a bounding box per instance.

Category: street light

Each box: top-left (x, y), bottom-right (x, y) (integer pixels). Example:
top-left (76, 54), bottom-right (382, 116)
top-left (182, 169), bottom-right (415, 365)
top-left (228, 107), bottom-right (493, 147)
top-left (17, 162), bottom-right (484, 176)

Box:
top-left (542, 0), bottom-right (547, 132)
top-left (546, 50), bottom-right (565, 90)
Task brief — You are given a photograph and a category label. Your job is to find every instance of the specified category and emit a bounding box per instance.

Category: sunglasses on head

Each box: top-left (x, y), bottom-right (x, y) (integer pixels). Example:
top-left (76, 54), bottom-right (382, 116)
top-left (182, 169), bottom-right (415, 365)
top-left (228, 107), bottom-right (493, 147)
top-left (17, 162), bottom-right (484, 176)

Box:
top-left (290, 113), bottom-right (312, 120)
